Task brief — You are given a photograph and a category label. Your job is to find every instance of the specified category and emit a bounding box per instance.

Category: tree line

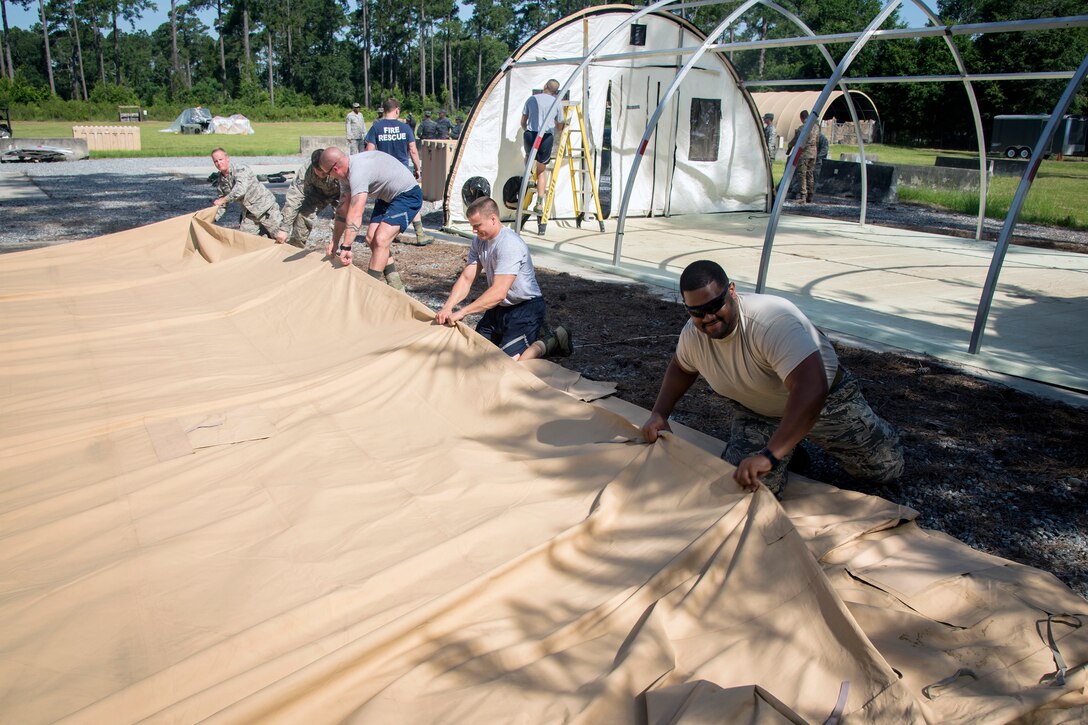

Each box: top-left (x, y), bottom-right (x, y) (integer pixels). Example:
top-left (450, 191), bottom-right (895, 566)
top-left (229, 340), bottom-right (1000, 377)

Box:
top-left (0, 0), bottom-right (1084, 145)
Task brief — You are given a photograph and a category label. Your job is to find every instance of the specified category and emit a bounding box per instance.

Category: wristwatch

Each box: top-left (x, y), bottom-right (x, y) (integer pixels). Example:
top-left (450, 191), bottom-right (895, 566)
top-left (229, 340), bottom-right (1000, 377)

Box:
top-left (759, 447), bottom-right (781, 467)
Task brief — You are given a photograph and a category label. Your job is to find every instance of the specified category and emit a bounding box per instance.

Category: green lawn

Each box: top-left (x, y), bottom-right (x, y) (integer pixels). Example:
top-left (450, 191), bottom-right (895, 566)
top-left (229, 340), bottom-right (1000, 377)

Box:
top-left (14, 120), bottom-right (343, 157)
top-left (772, 144), bottom-right (1088, 230)
top-left (13, 125), bottom-right (1088, 230)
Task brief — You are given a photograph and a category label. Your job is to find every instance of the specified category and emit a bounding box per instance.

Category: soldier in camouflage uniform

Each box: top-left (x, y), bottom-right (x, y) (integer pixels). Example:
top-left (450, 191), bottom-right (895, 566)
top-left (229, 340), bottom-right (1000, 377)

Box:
top-left (640, 259), bottom-right (903, 497)
top-left (211, 148), bottom-right (282, 238)
top-left (434, 109), bottom-right (454, 140)
top-left (275, 148), bottom-right (342, 248)
top-left (416, 110), bottom-right (439, 140)
top-left (346, 103), bottom-right (367, 154)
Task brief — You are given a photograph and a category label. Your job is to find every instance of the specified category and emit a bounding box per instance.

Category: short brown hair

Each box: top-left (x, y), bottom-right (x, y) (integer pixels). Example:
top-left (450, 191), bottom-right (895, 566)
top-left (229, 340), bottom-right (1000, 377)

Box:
top-left (382, 98), bottom-right (400, 113)
top-left (466, 196), bottom-right (499, 219)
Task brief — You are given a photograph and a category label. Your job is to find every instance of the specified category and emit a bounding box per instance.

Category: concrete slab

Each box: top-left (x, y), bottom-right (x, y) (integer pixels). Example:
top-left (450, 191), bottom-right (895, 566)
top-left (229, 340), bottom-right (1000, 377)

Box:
top-left (452, 212), bottom-right (1087, 393)
top-left (0, 171), bottom-right (48, 201)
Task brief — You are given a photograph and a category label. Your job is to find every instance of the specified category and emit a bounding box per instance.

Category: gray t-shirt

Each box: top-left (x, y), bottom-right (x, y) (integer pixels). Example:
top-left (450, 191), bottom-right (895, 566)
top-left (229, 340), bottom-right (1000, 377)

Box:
top-left (522, 93), bottom-right (564, 135)
top-left (467, 226), bottom-right (543, 306)
top-left (342, 150), bottom-right (419, 204)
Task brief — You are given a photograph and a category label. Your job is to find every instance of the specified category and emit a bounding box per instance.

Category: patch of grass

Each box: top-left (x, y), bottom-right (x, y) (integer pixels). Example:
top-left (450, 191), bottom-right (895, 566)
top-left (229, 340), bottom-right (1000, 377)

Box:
top-left (13, 121), bottom-right (343, 157)
top-left (773, 144), bottom-right (1088, 230)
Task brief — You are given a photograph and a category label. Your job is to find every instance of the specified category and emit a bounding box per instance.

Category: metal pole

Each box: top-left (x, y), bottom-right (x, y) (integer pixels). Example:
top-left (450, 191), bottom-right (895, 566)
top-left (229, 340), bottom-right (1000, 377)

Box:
top-left (757, 0), bottom-right (904, 293)
top-left (764, 1), bottom-right (870, 225)
top-left (514, 0), bottom-right (683, 235)
top-left (612, 0), bottom-right (761, 265)
top-left (910, 0), bottom-right (989, 240)
top-left (506, 17), bottom-right (1088, 69)
top-left (968, 53), bottom-right (1088, 354)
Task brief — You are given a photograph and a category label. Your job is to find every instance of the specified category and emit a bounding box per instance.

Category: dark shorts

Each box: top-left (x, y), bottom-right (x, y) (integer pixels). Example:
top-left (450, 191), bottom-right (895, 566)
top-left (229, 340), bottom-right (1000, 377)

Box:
top-left (476, 296), bottom-right (546, 357)
top-left (371, 186), bottom-right (423, 233)
top-left (523, 130), bottom-right (554, 165)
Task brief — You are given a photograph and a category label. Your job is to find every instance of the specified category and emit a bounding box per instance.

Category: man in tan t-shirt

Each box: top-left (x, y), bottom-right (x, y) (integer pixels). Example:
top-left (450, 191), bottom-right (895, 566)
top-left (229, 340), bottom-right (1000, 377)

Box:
top-left (640, 259), bottom-right (903, 496)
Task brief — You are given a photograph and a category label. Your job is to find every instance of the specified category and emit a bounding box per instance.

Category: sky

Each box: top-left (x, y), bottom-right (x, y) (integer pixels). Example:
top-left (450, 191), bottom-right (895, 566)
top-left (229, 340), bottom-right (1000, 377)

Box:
top-left (5, 3), bottom-right (933, 38)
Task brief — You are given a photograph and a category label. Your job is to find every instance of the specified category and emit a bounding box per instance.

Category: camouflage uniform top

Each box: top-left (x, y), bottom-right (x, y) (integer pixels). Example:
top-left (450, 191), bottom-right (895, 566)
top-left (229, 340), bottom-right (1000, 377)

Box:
top-left (816, 131), bottom-right (829, 161)
top-left (345, 111), bottom-right (367, 140)
top-left (214, 163), bottom-right (277, 220)
top-left (416, 118), bottom-right (439, 140)
top-left (433, 117), bottom-right (454, 140)
top-left (280, 155), bottom-right (343, 234)
top-left (763, 123), bottom-right (777, 158)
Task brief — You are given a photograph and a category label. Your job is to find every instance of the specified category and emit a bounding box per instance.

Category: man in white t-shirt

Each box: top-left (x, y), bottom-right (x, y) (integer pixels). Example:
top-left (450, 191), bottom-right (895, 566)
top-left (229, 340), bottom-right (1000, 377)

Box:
top-left (318, 146), bottom-right (422, 290)
top-left (640, 259), bottom-right (903, 496)
top-left (435, 197), bottom-right (571, 360)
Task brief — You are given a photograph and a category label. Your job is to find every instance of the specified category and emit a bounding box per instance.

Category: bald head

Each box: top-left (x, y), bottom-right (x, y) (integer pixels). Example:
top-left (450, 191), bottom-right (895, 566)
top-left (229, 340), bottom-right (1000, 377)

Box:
top-left (319, 147), bottom-right (348, 180)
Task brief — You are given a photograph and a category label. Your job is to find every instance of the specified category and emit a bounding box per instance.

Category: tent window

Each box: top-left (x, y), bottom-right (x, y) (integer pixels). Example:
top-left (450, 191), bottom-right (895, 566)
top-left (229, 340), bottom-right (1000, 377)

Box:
top-left (689, 99), bottom-right (721, 162)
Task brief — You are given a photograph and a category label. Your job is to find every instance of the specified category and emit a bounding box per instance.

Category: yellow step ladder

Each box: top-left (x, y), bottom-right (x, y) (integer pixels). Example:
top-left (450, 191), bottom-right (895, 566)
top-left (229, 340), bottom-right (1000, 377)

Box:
top-left (532, 102), bottom-right (606, 235)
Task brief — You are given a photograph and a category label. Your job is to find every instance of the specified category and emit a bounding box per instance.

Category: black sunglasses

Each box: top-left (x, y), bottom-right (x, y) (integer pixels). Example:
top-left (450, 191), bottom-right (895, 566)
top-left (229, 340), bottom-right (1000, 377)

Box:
top-left (685, 288), bottom-right (728, 318)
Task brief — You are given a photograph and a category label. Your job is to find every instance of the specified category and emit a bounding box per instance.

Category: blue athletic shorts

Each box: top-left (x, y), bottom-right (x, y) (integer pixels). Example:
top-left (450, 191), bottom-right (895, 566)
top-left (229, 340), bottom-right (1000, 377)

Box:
top-left (523, 130), bottom-right (554, 165)
top-left (371, 186), bottom-right (423, 233)
top-left (476, 296), bottom-right (546, 357)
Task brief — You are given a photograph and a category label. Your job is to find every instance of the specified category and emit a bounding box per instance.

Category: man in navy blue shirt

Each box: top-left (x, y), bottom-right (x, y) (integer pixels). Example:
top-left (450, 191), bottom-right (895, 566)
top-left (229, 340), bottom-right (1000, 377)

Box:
top-left (364, 98), bottom-right (431, 245)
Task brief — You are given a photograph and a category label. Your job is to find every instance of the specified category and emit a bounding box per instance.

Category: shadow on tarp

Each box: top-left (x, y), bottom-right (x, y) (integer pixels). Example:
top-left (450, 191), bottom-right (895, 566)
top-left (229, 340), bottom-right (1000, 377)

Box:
top-left (0, 214), bottom-right (1084, 724)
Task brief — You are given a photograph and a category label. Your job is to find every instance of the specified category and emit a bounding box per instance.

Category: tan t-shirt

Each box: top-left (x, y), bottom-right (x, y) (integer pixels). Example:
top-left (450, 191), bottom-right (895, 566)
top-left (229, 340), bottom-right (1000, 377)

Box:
top-left (675, 293), bottom-right (838, 418)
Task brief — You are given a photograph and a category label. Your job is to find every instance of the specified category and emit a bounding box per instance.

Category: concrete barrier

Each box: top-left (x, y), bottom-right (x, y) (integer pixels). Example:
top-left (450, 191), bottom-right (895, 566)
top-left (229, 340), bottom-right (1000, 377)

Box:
top-left (0, 138), bottom-right (89, 161)
top-left (838, 153), bottom-right (879, 163)
top-left (894, 162), bottom-right (980, 191)
top-left (818, 160), bottom-right (897, 203)
top-left (934, 155), bottom-right (1028, 177)
top-left (300, 136), bottom-right (348, 156)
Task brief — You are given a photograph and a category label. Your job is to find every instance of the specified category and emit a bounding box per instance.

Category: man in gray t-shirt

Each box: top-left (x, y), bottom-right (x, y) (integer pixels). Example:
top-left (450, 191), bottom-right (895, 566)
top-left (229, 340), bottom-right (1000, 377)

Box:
top-left (435, 197), bottom-right (572, 360)
top-left (318, 147), bottom-right (423, 290)
top-left (520, 79), bottom-right (566, 212)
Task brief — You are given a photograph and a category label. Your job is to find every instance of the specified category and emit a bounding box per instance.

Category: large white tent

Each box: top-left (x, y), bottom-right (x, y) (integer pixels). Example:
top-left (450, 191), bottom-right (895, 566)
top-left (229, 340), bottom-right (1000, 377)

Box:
top-left (444, 5), bottom-right (771, 227)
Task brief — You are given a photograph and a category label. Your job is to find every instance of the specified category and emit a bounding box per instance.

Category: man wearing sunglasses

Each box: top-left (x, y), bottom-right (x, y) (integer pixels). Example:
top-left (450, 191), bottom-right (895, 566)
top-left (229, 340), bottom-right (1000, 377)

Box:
top-left (318, 146), bottom-right (424, 291)
top-left (640, 260), bottom-right (903, 496)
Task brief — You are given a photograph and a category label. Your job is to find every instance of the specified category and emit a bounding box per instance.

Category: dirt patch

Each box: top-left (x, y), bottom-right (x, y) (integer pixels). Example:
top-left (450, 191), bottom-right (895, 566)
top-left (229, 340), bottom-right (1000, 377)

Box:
top-left (392, 238), bottom-right (1088, 599)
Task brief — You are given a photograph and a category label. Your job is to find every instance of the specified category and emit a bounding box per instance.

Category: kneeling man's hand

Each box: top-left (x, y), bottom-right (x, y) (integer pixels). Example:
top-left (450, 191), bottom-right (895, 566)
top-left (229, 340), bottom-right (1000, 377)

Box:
top-left (733, 454), bottom-right (770, 493)
top-left (640, 412), bottom-right (671, 443)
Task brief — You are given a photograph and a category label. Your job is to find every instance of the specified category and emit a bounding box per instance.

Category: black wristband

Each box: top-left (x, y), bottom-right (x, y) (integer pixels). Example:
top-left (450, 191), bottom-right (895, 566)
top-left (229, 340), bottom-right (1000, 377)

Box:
top-left (338, 244), bottom-right (352, 252)
top-left (759, 447), bottom-right (781, 467)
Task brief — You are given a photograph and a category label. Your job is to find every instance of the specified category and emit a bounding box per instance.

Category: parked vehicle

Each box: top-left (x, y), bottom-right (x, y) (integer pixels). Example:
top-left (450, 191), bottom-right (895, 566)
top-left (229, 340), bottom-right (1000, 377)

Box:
top-left (989, 115), bottom-right (1087, 159)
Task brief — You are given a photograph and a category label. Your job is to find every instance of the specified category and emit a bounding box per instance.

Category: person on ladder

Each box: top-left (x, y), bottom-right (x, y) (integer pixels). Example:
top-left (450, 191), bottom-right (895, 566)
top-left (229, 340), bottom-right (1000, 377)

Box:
top-left (520, 79), bottom-right (565, 215)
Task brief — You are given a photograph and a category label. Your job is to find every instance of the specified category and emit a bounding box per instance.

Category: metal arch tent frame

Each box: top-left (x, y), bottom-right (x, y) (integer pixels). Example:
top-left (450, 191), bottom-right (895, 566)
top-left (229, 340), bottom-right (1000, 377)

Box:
top-left (613, 0), bottom-right (876, 266)
top-left (507, 2), bottom-right (1088, 355)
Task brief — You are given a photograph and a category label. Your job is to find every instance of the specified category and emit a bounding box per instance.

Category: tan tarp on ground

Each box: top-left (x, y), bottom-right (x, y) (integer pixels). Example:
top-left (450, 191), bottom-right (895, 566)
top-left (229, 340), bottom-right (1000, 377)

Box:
top-left (1, 211), bottom-right (1085, 723)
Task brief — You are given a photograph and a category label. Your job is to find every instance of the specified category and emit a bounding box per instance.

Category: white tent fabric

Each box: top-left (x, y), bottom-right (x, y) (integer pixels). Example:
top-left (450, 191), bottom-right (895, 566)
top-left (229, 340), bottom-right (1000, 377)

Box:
top-left (210, 114), bottom-right (256, 135)
top-left (445, 6), bottom-right (771, 226)
top-left (160, 106), bottom-right (214, 134)
top-left (1, 211), bottom-right (1086, 723)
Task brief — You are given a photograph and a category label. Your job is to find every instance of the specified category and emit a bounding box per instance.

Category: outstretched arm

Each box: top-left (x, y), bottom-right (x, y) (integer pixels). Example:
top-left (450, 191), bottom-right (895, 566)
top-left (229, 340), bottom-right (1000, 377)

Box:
top-left (337, 191), bottom-right (372, 265)
top-left (732, 351), bottom-right (829, 490)
top-left (435, 264), bottom-right (482, 325)
top-left (640, 356), bottom-right (699, 443)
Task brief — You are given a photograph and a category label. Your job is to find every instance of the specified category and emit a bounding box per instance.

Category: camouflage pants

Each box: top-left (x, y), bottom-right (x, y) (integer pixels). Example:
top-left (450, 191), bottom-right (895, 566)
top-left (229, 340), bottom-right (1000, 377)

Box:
top-left (349, 138), bottom-right (365, 154)
top-left (285, 196), bottom-right (336, 248)
top-left (799, 156), bottom-right (816, 201)
top-left (721, 370), bottom-right (904, 496)
top-left (240, 206), bottom-right (284, 239)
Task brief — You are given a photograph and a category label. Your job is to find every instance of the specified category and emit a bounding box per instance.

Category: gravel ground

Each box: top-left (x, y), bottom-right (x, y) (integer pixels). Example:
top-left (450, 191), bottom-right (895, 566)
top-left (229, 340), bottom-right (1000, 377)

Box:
top-left (3, 157), bottom-right (1086, 599)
